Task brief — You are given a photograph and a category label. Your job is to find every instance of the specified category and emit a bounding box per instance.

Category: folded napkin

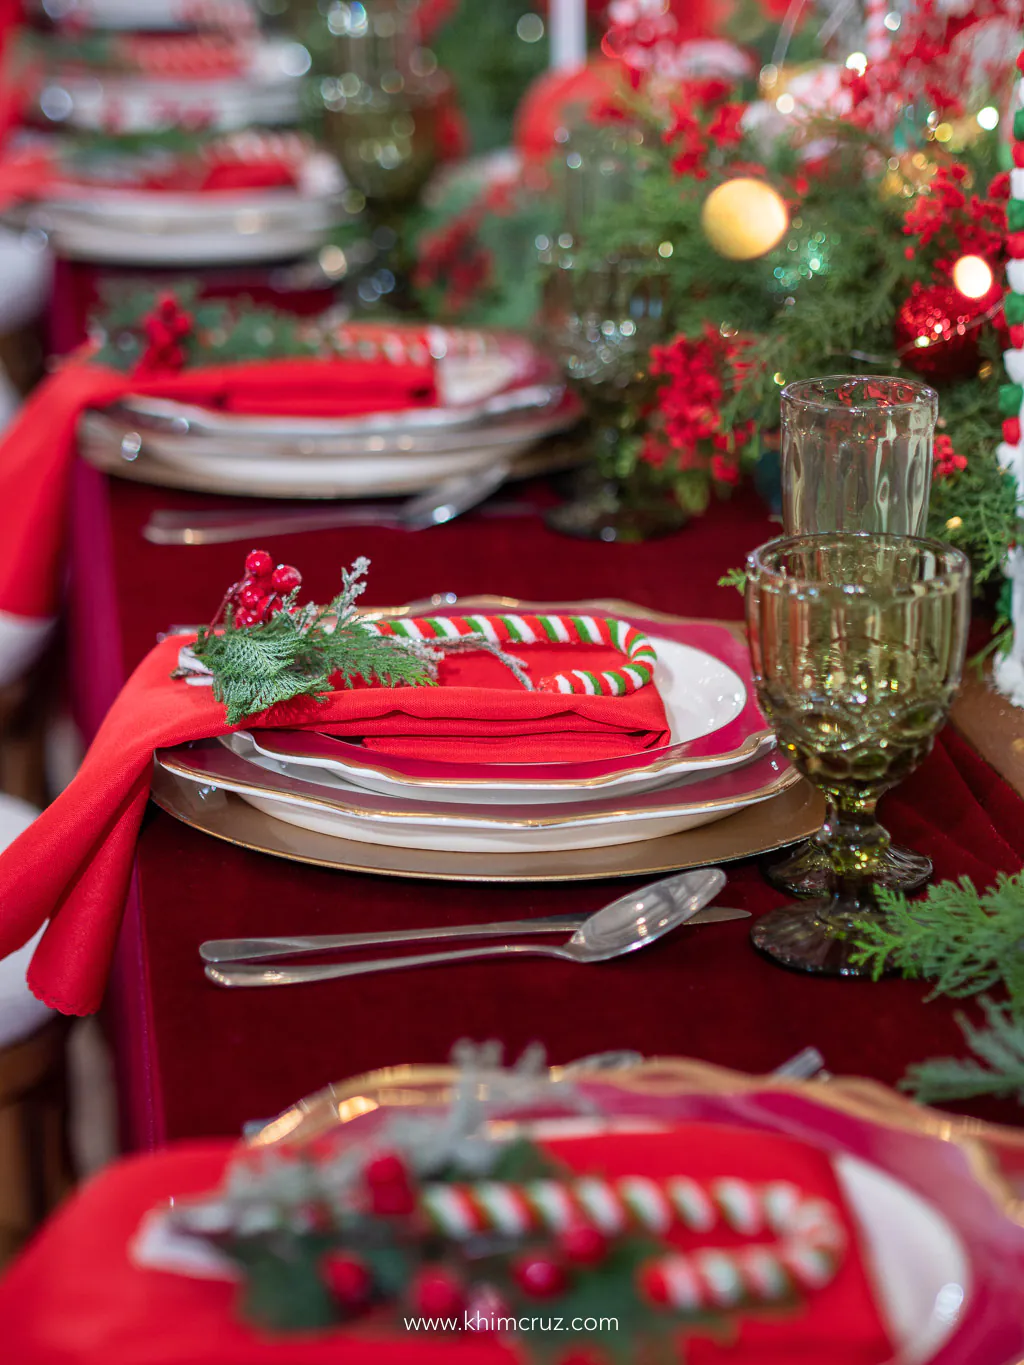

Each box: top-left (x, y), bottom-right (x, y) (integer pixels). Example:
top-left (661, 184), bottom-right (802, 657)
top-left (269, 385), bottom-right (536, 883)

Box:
top-left (0, 1125), bottom-right (892, 1365)
top-left (0, 633), bottom-right (670, 1016)
top-left (0, 149), bottom-right (56, 213)
top-left (551, 1126), bottom-right (891, 1365)
top-left (0, 354), bottom-right (437, 626)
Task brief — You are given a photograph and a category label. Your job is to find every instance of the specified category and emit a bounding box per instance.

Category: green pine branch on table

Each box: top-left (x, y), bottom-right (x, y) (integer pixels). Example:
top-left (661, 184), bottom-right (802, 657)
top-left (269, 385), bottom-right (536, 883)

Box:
top-left (851, 874), bottom-right (1024, 1006)
top-left (902, 999), bottom-right (1024, 1105)
top-left (851, 873), bottom-right (1024, 1103)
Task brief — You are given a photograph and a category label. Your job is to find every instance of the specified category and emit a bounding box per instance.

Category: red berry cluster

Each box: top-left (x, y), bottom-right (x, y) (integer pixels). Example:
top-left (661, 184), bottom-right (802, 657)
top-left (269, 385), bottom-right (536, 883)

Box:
top-left (316, 1149), bottom-right (615, 1331)
top-left (219, 548), bottom-right (303, 629)
top-left (137, 292), bottom-right (194, 374)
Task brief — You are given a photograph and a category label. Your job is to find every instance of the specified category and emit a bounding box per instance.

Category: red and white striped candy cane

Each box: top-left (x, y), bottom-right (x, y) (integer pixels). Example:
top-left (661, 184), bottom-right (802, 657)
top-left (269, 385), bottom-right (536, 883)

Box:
top-left (362, 613), bottom-right (658, 696)
top-left (419, 1174), bottom-right (845, 1311)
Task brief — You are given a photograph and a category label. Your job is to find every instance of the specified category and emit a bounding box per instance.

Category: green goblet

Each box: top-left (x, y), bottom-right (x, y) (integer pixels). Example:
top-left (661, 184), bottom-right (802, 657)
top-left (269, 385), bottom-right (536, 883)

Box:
top-left (746, 532), bottom-right (970, 975)
top-left (769, 374), bottom-right (939, 898)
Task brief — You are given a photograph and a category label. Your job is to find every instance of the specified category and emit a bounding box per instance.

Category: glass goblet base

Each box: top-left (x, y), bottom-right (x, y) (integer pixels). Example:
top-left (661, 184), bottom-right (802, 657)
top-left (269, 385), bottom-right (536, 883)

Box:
top-left (764, 837), bottom-right (932, 897)
top-left (750, 902), bottom-right (891, 977)
top-left (544, 472), bottom-right (686, 543)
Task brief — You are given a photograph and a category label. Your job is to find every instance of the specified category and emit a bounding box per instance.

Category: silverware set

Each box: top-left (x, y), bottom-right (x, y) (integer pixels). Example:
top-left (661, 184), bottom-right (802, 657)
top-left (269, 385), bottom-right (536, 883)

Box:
top-left (144, 460), bottom-right (523, 544)
top-left (203, 868), bottom-right (749, 988)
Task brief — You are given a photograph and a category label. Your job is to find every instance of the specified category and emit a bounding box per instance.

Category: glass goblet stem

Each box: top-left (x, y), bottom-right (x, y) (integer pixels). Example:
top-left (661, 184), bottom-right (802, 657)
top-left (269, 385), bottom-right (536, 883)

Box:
top-left (819, 791), bottom-right (890, 880)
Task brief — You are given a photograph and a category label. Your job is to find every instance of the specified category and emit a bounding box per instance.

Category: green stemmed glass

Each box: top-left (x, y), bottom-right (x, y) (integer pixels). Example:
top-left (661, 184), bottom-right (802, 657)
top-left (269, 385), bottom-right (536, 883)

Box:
top-left (746, 533), bottom-right (970, 975)
top-left (770, 375), bottom-right (939, 897)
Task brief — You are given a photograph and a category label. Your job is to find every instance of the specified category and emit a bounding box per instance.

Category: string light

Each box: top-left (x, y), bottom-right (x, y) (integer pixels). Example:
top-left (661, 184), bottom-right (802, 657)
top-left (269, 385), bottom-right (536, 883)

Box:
top-left (977, 106), bottom-right (1000, 131)
top-left (701, 179), bottom-right (789, 261)
top-left (952, 254), bottom-right (994, 300)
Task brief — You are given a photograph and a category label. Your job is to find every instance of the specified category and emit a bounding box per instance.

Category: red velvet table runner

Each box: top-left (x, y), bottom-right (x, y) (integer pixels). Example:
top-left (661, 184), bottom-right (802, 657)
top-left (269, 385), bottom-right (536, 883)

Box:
top-left (74, 472), bottom-right (1024, 1144)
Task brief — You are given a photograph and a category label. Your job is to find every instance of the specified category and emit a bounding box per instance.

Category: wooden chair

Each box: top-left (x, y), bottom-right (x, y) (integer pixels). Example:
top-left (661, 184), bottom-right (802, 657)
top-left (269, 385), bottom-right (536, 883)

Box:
top-left (0, 1017), bottom-right (73, 1264)
top-left (0, 795), bottom-right (74, 1266)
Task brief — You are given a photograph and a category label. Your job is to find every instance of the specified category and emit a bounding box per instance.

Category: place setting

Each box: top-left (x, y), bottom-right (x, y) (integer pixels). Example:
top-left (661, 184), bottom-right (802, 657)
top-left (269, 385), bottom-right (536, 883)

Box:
top-left (4, 2), bottom-right (1024, 1363)
top-left (0, 365), bottom-right (974, 1017)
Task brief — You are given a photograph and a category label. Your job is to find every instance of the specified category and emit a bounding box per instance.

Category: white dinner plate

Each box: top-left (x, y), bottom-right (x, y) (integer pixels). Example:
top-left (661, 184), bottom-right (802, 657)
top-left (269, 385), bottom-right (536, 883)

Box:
top-left (29, 0), bottom-right (255, 29)
top-left (134, 1106), bottom-right (969, 1365)
top-left (242, 606), bottom-right (773, 799)
top-left (79, 401), bottom-right (583, 497)
top-left (14, 152), bottom-right (346, 264)
top-left (236, 633), bottom-right (758, 806)
top-left (34, 39), bottom-right (307, 134)
top-left (156, 740), bottom-right (796, 854)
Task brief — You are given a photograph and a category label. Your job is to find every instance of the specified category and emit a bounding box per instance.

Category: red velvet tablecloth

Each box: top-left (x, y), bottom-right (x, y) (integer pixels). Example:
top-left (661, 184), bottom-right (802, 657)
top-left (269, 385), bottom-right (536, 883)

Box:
top-left (68, 469), bottom-right (1024, 1146)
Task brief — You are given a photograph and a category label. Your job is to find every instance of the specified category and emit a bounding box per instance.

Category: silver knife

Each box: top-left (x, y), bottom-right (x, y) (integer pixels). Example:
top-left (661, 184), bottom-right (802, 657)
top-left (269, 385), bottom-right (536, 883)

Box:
top-left (200, 905), bottom-right (750, 965)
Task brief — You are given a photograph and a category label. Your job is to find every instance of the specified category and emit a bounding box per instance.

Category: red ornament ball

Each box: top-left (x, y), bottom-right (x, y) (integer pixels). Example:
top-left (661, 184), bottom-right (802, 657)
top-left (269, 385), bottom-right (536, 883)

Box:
top-left (237, 583), bottom-right (263, 611)
top-left (413, 1267), bottom-right (465, 1318)
top-left (513, 1253), bottom-right (567, 1299)
top-left (271, 563), bottom-right (302, 594)
top-left (321, 1251), bottom-right (373, 1308)
top-left (244, 549), bottom-right (274, 581)
top-left (558, 1224), bottom-right (608, 1266)
top-left (233, 608), bottom-right (258, 629)
top-left (894, 282), bottom-right (995, 382)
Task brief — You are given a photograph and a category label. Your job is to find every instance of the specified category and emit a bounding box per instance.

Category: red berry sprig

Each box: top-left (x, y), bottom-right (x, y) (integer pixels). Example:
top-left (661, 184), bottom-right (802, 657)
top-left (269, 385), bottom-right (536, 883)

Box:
top-left (213, 548), bottom-right (303, 629)
top-left (136, 291), bottom-right (194, 374)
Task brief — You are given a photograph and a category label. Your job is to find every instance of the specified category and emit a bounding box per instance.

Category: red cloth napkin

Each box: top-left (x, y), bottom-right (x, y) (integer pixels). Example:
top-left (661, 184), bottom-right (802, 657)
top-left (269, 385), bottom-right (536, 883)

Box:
top-left (0, 148), bottom-right (55, 211)
top-left (0, 1124), bottom-right (892, 1364)
top-left (0, 355), bottom-right (437, 622)
top-left (549, 1126), bottom-right (891, 1365)
top-left (0, 633), bottom-right (670, 1016)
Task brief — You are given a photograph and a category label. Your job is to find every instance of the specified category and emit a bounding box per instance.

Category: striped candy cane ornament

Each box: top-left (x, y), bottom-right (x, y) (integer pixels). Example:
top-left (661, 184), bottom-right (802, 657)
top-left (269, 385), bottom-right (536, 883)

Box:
top-left (363, 613), bottom-right (658, 696)
top-left (418, 1174), bottom-right (846, 1312)
top-left (995, 44), bottom-right (1024, 707)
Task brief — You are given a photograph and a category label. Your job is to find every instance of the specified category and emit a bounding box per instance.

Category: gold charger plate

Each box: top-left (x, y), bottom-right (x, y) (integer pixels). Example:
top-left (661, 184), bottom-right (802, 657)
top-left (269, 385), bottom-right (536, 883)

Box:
top-left (249, 1056), bottom-right (1024, 1170)
top-left (150, 763), bottom-right (824, 882)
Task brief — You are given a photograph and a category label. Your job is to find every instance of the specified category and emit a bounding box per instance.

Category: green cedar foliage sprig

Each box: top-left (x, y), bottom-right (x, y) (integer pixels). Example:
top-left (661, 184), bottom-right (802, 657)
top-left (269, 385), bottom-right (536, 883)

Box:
top-left (851, 873), bottom-right (1024, 1007)
top-left (851, 873), bottom-right (1024, 1103)
top-left (902, 998), bottom-right (1024, 1105)
top-left (188, 559), bottom-right (436, 725)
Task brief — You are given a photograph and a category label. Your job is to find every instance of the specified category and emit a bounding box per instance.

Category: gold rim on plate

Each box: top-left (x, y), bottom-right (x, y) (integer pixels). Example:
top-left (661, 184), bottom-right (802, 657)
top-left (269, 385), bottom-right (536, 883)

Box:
top-left (249, 1057), bottom-right (1024, 1227)
top-left (158, 740), bottom-right (799, 829)
top-left (149, 763), bottom-right (824, 882)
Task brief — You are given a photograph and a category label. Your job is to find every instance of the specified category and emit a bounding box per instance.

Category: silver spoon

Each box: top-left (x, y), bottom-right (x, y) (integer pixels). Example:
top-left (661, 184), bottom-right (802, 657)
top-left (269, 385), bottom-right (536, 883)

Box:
top-left (200, 902), bottom-right (748, 964)
top-left (205, 867), bottom-right (726, 989)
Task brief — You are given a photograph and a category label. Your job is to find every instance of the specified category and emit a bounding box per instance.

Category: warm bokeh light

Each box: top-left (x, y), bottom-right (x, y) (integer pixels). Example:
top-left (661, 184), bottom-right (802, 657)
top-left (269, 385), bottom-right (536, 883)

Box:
top-left (700, 179), bottom-right (789, 262)
top-left (952, 254), bottom-right (995, 300)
